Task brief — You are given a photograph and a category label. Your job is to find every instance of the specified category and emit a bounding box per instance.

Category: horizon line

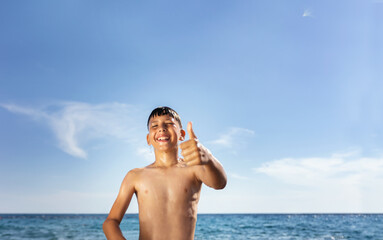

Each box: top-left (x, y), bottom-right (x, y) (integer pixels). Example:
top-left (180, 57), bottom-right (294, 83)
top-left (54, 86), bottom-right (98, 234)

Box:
top-left (1, 212), bottom-right (383, 215)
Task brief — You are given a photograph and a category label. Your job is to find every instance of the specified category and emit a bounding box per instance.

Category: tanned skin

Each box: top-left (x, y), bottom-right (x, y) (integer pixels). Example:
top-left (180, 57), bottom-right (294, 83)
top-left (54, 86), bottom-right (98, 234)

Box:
top-left (103, 114), bottom-right (227, 240)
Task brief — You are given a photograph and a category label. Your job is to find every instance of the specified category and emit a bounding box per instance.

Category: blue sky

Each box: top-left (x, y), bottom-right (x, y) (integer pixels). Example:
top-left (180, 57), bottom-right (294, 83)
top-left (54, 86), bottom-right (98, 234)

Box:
top-left (1, 0), bottom-right (382, 213)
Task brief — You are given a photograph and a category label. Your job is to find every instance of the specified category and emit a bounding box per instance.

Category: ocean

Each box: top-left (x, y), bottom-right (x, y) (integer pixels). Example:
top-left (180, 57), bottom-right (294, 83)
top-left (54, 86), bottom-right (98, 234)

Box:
top-left (1, 214), bottom-right (382, 239)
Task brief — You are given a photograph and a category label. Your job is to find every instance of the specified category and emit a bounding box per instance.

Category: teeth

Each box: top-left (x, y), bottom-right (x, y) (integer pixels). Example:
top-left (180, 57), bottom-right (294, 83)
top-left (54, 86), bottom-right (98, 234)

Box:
top-left (157, 137), bottom-right (169, 141)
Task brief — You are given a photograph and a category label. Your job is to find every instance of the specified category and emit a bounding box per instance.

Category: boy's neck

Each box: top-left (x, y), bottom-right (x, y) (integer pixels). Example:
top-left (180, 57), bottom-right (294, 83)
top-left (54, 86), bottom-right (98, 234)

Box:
top-left (153, 150), bottom-right (179, 167)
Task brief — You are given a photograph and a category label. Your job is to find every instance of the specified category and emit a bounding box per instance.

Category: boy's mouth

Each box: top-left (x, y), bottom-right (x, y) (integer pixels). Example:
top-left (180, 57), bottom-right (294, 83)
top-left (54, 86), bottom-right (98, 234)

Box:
top-left (156, 135), bottom-right (170, 142)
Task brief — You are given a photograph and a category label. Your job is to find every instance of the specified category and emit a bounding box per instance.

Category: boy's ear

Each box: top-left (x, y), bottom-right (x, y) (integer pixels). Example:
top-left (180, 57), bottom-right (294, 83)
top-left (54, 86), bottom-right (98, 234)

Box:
top-left (146, 134), bottom-right (151, 145)
top-left (179, 129), bottom-right (186, 141)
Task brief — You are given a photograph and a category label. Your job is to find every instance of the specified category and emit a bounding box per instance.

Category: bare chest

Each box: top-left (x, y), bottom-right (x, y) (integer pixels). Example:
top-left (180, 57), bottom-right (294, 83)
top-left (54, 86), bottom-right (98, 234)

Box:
top-left (135, 168), bottom-right (201, 204)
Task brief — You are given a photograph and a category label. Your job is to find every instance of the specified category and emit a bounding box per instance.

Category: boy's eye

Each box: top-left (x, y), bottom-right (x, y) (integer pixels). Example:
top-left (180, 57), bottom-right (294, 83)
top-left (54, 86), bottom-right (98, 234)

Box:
top-left (151, 125), bottom-right (158, 128)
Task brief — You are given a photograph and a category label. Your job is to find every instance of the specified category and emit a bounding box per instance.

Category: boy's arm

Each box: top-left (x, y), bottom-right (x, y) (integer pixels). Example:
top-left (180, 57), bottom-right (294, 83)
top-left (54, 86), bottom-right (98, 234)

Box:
top-left (103, 170), bottom-right (137, 240)
top-left (194, 149), bottom-right (227, 189)
top-left (180, 122), bottom-right (227, 189)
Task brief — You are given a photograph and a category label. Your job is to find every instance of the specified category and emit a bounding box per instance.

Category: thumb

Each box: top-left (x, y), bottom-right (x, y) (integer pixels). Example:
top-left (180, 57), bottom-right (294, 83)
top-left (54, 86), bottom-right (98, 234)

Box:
top-left (187, 121), bottom-right (197, 139)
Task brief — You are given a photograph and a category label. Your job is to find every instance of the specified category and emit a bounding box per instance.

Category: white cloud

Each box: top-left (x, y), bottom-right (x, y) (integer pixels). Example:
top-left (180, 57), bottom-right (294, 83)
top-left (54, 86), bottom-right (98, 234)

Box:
top-left (136, 146), bottom-right (154, 162)
top-left (254, 150), bottom-right (383, 212)
top-left (1, 102), bottom-right (147, 159)
top-left (208, 127), bottom-right (254, 148)
top-left (302, 9), bottom-right (313, 18)
top-left (1, 103), bottom-right (45, 118)
top-left (230, 173), bottom-right (249, 180)
top-left (255, 151), bottom-right (383, 185)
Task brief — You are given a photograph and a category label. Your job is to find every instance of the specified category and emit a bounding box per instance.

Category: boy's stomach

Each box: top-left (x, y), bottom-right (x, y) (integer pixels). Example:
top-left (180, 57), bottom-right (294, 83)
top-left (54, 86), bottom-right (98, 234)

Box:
top-left (137, 195), bottom-right (199, 240)
top-left (138, 207), bottom-right (197, 240)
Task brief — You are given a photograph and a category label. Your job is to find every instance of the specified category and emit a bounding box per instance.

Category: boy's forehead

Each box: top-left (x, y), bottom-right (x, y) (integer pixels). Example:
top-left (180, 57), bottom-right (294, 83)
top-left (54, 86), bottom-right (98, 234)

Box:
top-left (149, 114), bottom-right (175, 123)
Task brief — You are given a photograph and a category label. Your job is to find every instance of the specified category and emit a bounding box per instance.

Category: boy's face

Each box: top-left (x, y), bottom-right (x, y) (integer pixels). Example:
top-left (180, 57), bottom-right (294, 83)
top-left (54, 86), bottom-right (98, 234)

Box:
top-left (147, 114), bottom-right (185, 151)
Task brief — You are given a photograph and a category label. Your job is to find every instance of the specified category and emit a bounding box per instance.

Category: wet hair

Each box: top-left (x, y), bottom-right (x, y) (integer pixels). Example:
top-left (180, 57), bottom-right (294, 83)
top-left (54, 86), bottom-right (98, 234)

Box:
top-left (147, 106), bottom-right (182, 129)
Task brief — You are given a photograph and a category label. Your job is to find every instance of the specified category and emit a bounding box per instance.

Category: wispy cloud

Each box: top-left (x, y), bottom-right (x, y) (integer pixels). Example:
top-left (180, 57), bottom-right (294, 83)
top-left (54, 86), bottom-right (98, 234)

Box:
top-left (230, 173), bottom-right (250, 180)
top-left (136, 146), bottom-right (154, 162)
top-left (209, 127), bottom-right (254, 148)
top-left (302, 9), bottom-right (313, 18)
top-left (255, 150), bottom-right (383, 185)
top-left (1, 102), bottom-right (146, 159)
top-left (254, 150), bottom-right (383, 211)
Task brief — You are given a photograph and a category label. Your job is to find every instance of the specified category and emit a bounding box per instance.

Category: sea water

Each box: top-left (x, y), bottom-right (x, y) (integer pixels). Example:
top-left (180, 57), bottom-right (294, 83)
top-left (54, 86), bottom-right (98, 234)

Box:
top-left (1, 214), bottom-right (383, 239)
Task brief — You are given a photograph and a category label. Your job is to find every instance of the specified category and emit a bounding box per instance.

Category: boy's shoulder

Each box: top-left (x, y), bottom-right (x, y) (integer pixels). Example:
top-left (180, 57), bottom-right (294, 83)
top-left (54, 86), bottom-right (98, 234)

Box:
top-left (125, 164), bottom-right (156, 178)
top-left (122, 167), bottom-right (143, 181)
top-left (122, 164), bottom-right (160, 187)
top-left (126, 167), bottom-right (146, 176)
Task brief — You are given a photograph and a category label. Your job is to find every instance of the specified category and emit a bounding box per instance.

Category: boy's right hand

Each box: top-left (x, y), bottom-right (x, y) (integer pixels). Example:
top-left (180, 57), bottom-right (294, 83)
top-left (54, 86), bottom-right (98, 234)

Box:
top-left (179, 122), bottom-right (211, 166)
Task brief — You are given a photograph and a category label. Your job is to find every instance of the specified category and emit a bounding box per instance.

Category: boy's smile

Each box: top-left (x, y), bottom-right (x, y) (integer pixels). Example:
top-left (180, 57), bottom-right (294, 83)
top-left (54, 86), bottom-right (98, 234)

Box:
top-left (156, 134), bottom-right (170, 142)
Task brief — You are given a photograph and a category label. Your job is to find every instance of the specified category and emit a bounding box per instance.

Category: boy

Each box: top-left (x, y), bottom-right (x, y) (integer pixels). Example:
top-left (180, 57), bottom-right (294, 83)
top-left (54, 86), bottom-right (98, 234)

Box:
top-left (103, 106), bottom-right (227, 240)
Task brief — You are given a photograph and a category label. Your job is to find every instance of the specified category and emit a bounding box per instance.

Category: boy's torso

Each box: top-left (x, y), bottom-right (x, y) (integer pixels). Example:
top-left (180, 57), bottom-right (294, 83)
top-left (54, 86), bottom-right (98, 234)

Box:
top-left (133, 165), bottom-right (202, 240)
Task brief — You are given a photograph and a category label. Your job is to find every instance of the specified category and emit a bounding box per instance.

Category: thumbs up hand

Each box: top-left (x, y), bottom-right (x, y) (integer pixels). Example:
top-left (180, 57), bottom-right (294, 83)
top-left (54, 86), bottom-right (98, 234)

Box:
top-left (179, 122), bottom-right (211, 166)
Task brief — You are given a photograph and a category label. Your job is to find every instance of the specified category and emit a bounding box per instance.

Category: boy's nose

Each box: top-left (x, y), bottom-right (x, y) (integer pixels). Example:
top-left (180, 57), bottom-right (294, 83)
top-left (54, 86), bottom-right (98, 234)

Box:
top-left (158, 125), bottom-right (167, 132)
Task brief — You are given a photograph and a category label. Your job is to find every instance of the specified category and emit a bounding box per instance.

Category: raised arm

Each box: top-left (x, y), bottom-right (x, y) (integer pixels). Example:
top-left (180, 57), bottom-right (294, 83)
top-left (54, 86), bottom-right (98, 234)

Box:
top-left (103, 170), bottom-right (137, 240)
top-left (195, 149), bottom-right (227, 189)
top-left (179, 122), bottom-right (227, 189)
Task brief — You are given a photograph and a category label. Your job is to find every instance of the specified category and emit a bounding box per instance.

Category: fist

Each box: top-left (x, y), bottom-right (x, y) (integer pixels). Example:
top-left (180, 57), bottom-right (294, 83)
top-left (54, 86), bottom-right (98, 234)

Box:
top-left (179, 122), bottom-right (210, 166)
